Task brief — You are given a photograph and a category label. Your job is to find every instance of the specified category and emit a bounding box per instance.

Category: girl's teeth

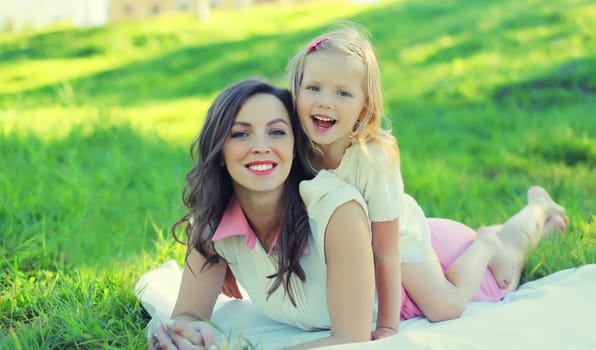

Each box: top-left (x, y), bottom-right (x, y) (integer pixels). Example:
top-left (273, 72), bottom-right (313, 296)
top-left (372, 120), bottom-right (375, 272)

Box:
top-left (313, 115), bottom-right (336, 128)
top-left (314, 115), bottom-right (334, 122)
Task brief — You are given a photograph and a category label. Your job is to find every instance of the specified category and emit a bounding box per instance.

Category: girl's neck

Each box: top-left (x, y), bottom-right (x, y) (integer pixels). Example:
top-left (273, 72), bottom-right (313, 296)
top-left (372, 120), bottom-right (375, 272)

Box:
top-left (313, 139), bottom-right (352, 170)
top-left (235, 190), bottom-right (282, 250)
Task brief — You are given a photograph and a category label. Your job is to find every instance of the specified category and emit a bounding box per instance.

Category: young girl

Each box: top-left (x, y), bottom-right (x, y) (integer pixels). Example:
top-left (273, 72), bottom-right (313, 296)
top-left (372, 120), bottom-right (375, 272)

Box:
top-left (284, 22), bottom-right (567, 339)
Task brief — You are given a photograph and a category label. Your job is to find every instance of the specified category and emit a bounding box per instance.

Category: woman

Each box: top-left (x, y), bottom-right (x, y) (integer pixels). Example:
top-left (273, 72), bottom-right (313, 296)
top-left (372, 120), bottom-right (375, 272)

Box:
top-left (149, 78), bottom-right (375, 349)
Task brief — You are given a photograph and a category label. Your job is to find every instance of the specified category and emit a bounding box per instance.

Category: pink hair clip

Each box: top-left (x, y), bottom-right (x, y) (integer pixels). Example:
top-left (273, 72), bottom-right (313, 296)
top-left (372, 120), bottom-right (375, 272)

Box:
top-left (307, 37), bottom-right (330, 52)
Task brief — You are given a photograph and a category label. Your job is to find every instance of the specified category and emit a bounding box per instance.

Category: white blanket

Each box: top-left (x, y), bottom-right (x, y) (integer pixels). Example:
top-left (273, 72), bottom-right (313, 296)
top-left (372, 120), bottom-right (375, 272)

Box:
top-left (135, 261), bottom-right (596, 350)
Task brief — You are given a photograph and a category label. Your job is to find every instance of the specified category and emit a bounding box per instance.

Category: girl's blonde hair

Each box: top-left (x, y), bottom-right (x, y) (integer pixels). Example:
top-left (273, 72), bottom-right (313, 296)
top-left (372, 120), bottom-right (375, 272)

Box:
top-left (285, 21), bottom-right (399, 166)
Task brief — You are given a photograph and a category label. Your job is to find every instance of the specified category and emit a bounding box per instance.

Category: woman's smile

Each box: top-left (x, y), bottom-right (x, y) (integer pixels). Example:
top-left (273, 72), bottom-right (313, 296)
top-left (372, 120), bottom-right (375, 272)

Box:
top-left (245, 160), bottom-right (278, 175)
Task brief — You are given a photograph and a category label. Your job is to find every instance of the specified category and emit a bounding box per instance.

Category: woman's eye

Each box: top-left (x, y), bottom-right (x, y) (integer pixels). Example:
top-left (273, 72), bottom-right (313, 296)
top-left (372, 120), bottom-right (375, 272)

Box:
top-left (230, 131), bottom-right (249, 138)
top-left (270, 129), bottom-right (287, 136)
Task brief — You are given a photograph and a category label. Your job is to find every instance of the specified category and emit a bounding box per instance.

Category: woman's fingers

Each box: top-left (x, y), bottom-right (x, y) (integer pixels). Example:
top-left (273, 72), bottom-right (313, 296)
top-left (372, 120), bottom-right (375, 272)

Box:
top-left (155, 323), bottom-right (176, 349)
top-left (148, 319), bottom-right (220, 350)
top-left (197, 323), bottom-right (218, 348)
top-left (169, 321), bottom-right (204, 347)
top-left (170, 333), bottom-right (204, 350)
top-left (168, 320), bottom-right (219, 349)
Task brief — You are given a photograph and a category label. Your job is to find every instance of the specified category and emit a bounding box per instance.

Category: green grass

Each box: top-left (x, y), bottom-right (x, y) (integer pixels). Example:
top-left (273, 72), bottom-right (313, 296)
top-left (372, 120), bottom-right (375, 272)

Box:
top-left (1, 0), bottom-right (594, 348)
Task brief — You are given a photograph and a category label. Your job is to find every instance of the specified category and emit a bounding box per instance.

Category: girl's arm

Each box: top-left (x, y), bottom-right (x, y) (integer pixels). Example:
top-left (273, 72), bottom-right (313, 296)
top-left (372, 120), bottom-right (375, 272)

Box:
top-left (286, 200), bottom-right (375, 349)
top-left (371, 219), bottom-right (401, 339)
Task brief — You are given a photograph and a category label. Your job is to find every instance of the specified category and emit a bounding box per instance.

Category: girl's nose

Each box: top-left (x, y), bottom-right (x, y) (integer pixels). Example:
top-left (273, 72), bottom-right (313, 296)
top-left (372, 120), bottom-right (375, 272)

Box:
top-left (316, 93), bottom-right (333, 109)
top-left (317, 101), bottom-right (332, 109)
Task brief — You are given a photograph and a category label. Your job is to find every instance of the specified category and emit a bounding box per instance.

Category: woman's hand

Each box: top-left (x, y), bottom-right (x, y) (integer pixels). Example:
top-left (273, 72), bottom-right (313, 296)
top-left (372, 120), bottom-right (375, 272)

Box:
top-left (371, 326), bottom-right (397, 340)
top-left (148, 319), bottom-right (219, 350)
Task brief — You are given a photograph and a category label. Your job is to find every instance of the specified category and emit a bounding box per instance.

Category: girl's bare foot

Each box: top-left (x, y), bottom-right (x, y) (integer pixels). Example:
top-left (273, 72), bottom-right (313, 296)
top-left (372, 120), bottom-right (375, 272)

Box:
top-left (527, 186), bottom-right (567, 221)
top-left (477, 227), bottom-right (516, 289)
top-left (543, 214), bottom-right (567, 236)
top-left (527, 186), bottom-right (568, 241)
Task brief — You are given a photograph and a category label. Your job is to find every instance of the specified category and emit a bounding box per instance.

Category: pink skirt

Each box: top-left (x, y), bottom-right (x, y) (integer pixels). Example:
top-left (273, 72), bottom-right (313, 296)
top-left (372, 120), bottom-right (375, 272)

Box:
top-left (400, 218), bottom-right (507, 320)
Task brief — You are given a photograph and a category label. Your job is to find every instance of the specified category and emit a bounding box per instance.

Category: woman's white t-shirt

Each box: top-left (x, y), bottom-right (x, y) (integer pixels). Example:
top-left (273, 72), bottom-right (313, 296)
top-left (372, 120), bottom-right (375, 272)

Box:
top-left (213, 171), bottom-right (369, 330)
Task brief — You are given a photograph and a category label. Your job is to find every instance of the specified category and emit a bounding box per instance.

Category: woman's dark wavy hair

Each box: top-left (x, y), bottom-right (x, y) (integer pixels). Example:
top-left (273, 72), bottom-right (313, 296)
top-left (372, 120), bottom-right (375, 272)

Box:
top-left (172, 78), bottom-right (315, 306)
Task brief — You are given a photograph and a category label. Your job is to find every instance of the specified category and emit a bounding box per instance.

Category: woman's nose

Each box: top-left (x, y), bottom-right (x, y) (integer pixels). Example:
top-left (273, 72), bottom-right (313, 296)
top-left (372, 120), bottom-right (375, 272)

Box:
top-left (250, 136), bottom-right (271, 154)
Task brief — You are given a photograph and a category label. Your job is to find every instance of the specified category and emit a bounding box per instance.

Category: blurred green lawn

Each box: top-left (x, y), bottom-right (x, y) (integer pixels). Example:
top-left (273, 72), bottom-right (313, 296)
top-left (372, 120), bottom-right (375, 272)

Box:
top-left (1, 0), bottom-right (594, 348)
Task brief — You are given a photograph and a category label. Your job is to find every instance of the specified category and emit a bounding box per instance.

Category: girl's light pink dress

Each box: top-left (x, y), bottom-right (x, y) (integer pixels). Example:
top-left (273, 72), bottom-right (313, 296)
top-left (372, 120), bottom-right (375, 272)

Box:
top-left (400, 218), bottom-right (507, 320)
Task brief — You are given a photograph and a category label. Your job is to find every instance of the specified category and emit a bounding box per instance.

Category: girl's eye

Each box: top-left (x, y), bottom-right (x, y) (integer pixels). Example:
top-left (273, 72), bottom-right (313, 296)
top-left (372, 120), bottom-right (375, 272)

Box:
top-left (230, 130), bottom-right (249, 138)
top-left (338, 90), bottom-right (352, 97)
top-left (306, 86), bottom-right (320, 92)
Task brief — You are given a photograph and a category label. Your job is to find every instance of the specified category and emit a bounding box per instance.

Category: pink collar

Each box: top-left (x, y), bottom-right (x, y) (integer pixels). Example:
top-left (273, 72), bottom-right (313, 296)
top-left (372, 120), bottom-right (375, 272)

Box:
top-left (212, 197), bottom-right (308, 255)
top-left (212, 197), bottom-right (259, 249)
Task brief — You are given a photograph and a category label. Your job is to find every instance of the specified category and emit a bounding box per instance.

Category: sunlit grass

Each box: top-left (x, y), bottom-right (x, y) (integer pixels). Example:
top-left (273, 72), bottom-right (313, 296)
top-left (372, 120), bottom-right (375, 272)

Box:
top-left (0, 0), bottom-right (379, 107)
top-left (0, 58), bottom-right (123, 94)
top-left (1, 0), bottom-right (594, 348)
